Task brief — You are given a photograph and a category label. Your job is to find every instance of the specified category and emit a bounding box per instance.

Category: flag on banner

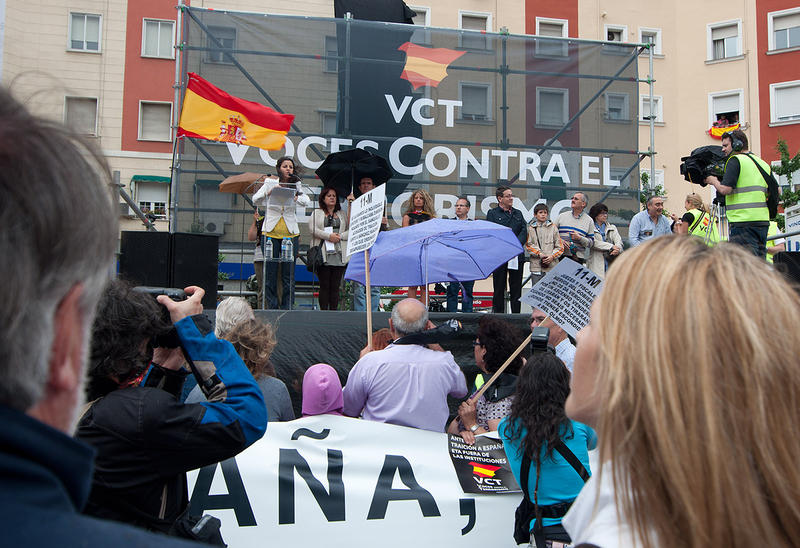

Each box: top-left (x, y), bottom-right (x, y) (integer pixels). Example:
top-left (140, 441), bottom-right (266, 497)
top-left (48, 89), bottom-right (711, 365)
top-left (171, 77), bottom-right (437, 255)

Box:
top-left (397, 42), bottom-right (466, 90)
top-left (178, 72), bottom-right (294, 150)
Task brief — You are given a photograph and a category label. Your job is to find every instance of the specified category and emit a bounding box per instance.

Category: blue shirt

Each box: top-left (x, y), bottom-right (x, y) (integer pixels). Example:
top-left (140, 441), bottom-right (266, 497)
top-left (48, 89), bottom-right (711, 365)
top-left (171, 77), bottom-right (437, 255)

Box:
top-left (499, 418), bottom-right (597, 529)
top-left (628, 210), bottom-right (671, 247)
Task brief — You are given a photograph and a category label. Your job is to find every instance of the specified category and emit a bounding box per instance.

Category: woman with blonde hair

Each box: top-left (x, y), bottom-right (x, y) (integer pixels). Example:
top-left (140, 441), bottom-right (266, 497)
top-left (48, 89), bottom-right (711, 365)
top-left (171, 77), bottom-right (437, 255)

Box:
top-left (186, 319), bottom-right (295, 422)
top-left (673, 193), bottom-right (720, 245)
top-left (402, 189), bottom-right (436, 300)
top-left (563, 235), bottom-right (800, 547)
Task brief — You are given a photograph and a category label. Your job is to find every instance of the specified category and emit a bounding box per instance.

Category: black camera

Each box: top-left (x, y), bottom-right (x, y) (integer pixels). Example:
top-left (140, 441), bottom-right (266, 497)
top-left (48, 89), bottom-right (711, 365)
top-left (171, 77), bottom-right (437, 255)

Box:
top-left (530, 326), bottom-right (550, 355)
top-left (392, 318), bottom-right (462, 346)
top-left (133, 286), bottom-right (187, 348)
top-left (680, 145), bottom-right (727, 186)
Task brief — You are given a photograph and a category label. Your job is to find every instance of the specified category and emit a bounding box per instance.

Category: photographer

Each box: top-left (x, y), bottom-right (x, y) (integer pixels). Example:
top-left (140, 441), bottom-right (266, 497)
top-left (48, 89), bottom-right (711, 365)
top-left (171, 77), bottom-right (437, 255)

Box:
top-left (704, 130), bottom-right (771, 258)
top-left (76, 280), bottom-right (267, 538)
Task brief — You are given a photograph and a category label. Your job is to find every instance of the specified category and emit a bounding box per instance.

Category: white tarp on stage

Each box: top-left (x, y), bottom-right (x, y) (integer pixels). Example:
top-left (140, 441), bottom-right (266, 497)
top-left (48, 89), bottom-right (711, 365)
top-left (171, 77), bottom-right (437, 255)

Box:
top-left (187, 415), bottom-right (521, 547)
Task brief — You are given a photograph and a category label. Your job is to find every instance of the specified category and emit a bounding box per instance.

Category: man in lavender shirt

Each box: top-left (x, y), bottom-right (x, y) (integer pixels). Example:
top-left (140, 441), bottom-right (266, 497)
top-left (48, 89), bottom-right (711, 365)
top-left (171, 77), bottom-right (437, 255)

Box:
top-left (343, 299), bottom-right (467, 432)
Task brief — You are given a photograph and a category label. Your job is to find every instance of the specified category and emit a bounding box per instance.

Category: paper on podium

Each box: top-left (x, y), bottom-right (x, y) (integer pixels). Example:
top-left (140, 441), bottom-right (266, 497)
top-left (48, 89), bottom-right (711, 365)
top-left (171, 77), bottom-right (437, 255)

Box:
top-left (269, 185), bottom-right (296, 206)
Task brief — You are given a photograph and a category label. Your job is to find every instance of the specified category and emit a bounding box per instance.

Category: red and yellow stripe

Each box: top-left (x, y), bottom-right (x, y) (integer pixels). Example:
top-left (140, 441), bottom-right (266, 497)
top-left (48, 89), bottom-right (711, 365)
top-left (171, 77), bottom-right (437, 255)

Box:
top-left (178, 72), bottom-right (294, 151)
top-left (708, 123), bottom-right (740, 139)
top-left (469, 461), bottom-right (501, 478)
top-left (398, 42), bottom-right (466, 90)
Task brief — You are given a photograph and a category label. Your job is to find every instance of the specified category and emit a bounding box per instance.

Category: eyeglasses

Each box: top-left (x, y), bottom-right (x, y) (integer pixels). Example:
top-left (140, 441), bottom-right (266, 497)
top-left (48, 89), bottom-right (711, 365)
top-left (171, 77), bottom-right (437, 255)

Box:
top-left (472, 340), bottom-right (483, 346)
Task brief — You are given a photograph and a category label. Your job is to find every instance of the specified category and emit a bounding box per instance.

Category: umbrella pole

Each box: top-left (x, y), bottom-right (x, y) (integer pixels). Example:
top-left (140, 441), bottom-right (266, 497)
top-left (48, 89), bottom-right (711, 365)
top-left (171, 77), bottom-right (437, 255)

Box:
top-left (364, 249), bottom-right (373, 346)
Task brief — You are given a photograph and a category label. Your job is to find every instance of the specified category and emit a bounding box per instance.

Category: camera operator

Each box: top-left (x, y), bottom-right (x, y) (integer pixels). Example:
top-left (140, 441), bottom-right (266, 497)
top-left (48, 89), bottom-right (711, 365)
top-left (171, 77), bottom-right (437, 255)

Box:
top-left (76, 280), bottom-right (267, 539)
top-left (704, 130), bottom-right (772, 258)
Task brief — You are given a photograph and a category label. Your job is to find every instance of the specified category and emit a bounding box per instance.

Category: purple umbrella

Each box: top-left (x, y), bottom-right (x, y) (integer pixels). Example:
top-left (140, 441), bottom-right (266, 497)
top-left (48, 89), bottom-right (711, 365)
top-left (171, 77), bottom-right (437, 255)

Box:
top-left (344, 218), bottom-right (523, 287)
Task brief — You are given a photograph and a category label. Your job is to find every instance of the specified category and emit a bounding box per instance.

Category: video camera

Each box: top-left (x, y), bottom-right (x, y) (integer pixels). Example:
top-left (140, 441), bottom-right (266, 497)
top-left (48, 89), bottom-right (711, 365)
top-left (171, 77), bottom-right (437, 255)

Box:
top-left (392, 318), bottom-right (462, 346)
top-left (132, 286), bottom-right (187, 348)
top-left (680, 145), bottom-right (727, 186)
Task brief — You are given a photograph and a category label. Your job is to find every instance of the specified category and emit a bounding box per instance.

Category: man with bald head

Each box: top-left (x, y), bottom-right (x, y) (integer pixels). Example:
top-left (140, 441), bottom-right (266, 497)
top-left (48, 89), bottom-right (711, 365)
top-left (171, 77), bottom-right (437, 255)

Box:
top-left (343, 299), bottom-right (467, 431)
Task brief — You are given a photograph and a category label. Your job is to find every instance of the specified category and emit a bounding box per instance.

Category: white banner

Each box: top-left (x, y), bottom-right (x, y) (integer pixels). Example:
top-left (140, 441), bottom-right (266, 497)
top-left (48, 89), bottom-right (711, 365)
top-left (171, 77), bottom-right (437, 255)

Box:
top-left (519, 258), bottom-right (603, 339)
top-left (346, 185), bottom-right (387, 257)
top-left (187, 415), bottom-right (520, 547)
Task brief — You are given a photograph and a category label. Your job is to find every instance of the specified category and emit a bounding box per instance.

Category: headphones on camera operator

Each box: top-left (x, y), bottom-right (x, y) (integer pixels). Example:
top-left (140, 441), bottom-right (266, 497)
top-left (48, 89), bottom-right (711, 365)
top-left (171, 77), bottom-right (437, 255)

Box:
top-left (722, 131), bottom-right (745, 153)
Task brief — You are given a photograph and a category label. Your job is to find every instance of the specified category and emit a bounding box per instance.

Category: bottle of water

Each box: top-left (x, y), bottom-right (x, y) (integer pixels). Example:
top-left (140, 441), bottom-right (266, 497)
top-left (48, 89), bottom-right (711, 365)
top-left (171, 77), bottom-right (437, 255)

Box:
top-left (285, 238), bottom-right (294, 262)
top-left (264, 238), bottom-right (273, 260)
top-left (280, 238), bottom-right (288, 261)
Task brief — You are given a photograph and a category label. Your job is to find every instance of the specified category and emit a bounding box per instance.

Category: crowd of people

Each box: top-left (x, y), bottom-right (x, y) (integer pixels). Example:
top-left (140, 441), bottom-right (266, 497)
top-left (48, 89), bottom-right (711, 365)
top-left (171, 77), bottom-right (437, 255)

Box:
top-left (3, 87), bottom-right (799, 548)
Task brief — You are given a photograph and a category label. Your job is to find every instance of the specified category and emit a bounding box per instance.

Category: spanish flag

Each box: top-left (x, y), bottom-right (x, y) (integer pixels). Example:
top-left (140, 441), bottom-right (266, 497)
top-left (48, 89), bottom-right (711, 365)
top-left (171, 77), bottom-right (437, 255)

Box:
top-left (398, 42), bottom-right (466, 90)
top-left (178, 73), bottom-right (294, 150)
top-left (469, 462), bottom-right (501, 478)
top-left (708, 123), bottom-right (741, 139)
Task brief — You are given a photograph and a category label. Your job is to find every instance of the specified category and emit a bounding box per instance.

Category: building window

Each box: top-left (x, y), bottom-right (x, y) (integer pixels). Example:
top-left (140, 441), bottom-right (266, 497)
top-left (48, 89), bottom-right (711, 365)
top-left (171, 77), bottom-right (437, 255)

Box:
top-left (708, 90), bottom-right (743, 127)
top-left (640, 95), bottom-right (663, 123)
top-left (536, 87), bottom-right (568, 127)
top-left (641, 168), bottom-right (664, 189)
top-left (769, 8), bottom-right (800, 51)
top-left (136, 181), bottom-right (169, 219)
top-left (459, 12), bottom-right (490, 50)
top-left (142, 19), bottom-right (174, 59)
top-left (605, 25), bottom-right (627, 43)
top-left (639, 27), bottom-right (662, 55)
top-left (770, 81), bottom-right (800, 124)
top-left (69, 13), bottom-right (101, 52)
top-left (64, 97), bottom-right (98, 135)
top-left (459, 82), bottom-right (491, 121)
top-left (324, 35), bottom-right (338, 72)
top-left (605, 92), bottom-right (630, 121)
top-left (536, 17), bottom-right (568, 57)
top-left (320, 110), bottom-right (337, 136)
top-left (707, 21), bottom-right (741, 60)
top-left (138, 101), bottom-right (172, 141)
top-left (205, 26), bottom-right (236, 64)
top-left (408, 5), bottom-right (431, 44)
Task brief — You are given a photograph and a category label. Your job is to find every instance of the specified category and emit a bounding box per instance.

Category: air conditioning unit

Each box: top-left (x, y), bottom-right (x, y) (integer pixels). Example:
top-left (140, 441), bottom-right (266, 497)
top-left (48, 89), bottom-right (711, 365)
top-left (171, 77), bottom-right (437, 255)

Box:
top-left (199, 212), bottom-right (227, 235)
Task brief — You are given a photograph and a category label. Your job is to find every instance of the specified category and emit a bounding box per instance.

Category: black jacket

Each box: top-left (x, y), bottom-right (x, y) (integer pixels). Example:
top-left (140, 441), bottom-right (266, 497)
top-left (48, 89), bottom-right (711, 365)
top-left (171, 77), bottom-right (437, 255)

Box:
top-left (0, 405), bottom-right (198, 547)
top-left (76, 314), bottom-right (267, 532)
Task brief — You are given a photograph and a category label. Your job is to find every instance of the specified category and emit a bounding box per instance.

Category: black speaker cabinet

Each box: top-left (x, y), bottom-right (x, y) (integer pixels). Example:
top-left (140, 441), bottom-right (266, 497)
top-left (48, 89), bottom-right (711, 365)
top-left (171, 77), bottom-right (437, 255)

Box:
top-left (119, 231), bottom-right (219, 308)
top-left (171, 233), bottom-right (219, 308)
top-left (119, 231), bottom-right (170, 287)
top-left (774, 251), bottom-right (800, 291)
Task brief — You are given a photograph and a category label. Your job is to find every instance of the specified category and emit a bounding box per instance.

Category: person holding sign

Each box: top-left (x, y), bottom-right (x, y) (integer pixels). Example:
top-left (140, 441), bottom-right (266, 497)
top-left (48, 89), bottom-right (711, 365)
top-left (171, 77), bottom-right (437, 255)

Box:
top-left (349, 177), bottom-right (388, 312)
top-left (252, 156), bottom-right (311, 309)
top-left (500, 352), bottom-right (596, 548)
top-left (447, 315), bottom-right (525, 444)
top-left (487, 186), bottom-right (527, 313)
top-left (562, 236), bottom-right (800, 547)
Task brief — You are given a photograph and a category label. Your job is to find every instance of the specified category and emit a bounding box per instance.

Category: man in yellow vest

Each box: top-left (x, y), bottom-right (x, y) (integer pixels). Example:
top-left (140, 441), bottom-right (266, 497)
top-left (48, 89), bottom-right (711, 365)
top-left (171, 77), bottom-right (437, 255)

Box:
top-left (705, 129), bottom-right (771, 258)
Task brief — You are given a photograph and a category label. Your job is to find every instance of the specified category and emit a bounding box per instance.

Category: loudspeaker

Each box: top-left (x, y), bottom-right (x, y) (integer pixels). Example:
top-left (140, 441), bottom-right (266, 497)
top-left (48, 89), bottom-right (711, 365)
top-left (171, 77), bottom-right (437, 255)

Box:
top-left (119, 231), bottom-right (170, 287)
top-left (119, 231), bottom-right (219, 309)
top-left (774, 251), bottom-right (800, 291)
top-left (171, 233), bottom-right (219, 309)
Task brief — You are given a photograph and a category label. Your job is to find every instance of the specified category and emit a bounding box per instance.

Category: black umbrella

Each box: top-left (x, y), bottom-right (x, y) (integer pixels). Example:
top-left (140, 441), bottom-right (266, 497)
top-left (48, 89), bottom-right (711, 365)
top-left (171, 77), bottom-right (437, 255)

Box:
top-left (315, 149), bottom-right (393, 199)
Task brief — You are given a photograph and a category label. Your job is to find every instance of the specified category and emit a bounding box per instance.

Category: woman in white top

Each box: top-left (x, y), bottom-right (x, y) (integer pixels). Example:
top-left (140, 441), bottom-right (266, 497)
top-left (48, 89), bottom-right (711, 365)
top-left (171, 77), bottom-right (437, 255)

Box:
top-left (309, 186), bottom-right (349, 310)
top-left (563, 235), bottom-right (800, 548)
top-left (252, 156), bottom-right (310, 309)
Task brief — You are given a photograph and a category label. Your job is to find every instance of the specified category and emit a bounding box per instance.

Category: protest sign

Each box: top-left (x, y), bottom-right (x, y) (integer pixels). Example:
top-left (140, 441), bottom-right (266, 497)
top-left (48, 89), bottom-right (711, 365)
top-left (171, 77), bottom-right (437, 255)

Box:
top-left (448, 434), bottom-right (520, 495)
top-left (188, 415), bottom-right (521, 547)
top-left (519, 258), bottom-right (603, 338)
top-left (346, 185), bottom-right (386, 257)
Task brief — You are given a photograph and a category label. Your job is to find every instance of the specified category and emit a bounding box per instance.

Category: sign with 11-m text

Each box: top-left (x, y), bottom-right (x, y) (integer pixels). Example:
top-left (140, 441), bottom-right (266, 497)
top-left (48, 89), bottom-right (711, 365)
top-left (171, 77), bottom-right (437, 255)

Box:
top-left (346, 185), bottom-right (386, 257)
top-left (519, 258), bottom-right (604, 339)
